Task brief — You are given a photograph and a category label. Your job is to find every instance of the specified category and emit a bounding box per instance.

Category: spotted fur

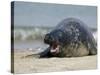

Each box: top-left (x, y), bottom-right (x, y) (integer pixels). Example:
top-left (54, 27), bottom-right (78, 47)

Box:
top-left (40, 18), bottom-right (97, 57)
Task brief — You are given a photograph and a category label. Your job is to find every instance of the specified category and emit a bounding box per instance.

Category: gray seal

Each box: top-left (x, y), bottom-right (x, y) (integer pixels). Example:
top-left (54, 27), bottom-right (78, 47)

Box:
top-left (40, 18), bottom-right (97, 57)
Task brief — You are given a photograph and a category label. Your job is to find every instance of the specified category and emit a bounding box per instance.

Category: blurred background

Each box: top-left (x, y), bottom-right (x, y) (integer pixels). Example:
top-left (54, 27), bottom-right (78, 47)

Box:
top-left (13, 1), bottom-right (97, 50)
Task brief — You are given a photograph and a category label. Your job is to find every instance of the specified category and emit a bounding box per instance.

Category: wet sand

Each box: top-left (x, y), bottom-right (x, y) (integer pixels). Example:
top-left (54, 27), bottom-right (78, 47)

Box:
top-left (13, 50), bottom-right (97, 74)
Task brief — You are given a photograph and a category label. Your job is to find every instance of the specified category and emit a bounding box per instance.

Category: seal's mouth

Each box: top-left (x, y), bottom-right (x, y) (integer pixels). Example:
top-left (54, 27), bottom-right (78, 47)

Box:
top-left (44, 34), bottom-right (60, 54)
top-left (50, 42), bottom-right (60, 54)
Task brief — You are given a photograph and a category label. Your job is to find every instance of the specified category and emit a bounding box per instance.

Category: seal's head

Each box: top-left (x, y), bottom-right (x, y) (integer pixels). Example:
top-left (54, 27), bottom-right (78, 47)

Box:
top-left (44, 29), bottom-right (69, 55)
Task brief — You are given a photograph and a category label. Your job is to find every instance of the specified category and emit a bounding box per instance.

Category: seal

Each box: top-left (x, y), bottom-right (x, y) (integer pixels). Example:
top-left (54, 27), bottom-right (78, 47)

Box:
top-left (40, 18), bottom-right (97, 57)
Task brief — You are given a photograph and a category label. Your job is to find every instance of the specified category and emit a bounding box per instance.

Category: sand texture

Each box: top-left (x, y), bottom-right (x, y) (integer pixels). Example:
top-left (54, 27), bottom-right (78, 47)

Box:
top-left (13, 50), bottom-right (97, 74)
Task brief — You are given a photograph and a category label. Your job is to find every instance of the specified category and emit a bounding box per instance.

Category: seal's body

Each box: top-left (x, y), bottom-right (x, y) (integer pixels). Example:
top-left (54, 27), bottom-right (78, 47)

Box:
top-left (40, 18), bottom-right (97, 57)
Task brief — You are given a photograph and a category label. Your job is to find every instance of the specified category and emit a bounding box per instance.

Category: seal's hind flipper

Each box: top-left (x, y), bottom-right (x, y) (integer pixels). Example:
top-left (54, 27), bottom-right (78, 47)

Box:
top-left (89, 47), bottom-right (97, 55)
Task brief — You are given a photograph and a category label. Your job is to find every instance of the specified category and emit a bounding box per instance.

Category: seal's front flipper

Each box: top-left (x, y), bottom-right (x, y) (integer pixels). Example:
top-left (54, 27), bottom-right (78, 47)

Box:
top-left (40, 47), bottom-right (51, 58)
top-left (21, 54), bottom-right (40, 59)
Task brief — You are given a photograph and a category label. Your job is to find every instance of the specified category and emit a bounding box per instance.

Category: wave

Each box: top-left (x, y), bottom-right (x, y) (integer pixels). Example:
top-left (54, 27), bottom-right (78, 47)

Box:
top-left (14, 26), bottom-right (97, 42)
top-left (93, 31), bottom-right (97, 41)
top-left (14, 27), bottom-right (52, 41)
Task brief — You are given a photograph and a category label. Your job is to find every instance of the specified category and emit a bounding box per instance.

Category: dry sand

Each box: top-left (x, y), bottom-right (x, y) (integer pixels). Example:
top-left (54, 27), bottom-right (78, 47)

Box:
top-left (13, 50), bottom-right (97, 74)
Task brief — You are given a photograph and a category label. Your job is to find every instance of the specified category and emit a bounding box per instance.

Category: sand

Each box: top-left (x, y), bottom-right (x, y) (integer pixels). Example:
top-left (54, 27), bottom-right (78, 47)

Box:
top-left (13, 50), bottom-right (97, 74)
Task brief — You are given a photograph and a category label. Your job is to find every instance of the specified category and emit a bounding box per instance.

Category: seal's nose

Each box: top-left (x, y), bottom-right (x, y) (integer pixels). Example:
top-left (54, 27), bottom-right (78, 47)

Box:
top-left (44, 34), bottom-right (53, 44)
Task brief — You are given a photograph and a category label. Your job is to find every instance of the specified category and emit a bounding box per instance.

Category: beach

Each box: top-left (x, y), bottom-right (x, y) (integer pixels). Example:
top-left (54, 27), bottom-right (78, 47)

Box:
top-left (13, 50), bottom-right (97, 74)
top-left (13, 29), bottom-right (97, 74)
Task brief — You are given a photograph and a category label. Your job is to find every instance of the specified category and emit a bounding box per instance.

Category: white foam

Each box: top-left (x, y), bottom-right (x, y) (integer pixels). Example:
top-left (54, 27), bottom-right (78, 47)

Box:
top-left (93, 31), bottom-right (97, 41)
top-left (14, 27), bottom-right (50, 41)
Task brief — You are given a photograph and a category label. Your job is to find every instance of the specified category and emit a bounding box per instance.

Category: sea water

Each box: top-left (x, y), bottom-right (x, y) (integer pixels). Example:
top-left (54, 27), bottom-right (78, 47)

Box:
top-left (14, 26), bottom-right (97, 51)
top-left (14, 26), bottom-right (51, 50)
